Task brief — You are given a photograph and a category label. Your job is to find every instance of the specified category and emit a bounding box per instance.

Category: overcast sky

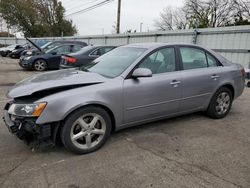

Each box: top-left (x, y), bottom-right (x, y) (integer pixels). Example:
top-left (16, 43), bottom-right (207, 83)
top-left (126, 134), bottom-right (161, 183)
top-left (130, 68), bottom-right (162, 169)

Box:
top-left (60, 0), bottom-right (184, 36)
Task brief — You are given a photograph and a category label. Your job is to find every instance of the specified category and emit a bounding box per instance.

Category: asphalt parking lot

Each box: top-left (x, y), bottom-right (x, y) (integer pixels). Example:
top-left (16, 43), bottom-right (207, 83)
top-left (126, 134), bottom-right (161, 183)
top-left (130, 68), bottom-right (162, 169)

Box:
top-left (0, 57), bottom-right (249, 188)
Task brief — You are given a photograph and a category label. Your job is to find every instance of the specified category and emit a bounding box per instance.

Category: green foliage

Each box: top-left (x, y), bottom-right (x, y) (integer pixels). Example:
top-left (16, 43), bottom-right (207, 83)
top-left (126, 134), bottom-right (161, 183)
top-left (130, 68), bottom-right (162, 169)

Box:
top-left (0, 0), bottom-right (77, 37)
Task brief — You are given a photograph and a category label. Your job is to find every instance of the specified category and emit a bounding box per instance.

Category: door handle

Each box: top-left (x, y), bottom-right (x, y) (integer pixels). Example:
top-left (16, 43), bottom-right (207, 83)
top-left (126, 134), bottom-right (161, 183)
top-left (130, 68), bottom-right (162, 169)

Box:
top-left (170, 80), bottom-right (181, 87)
top-left (211, 74), bottom-right (220, 80)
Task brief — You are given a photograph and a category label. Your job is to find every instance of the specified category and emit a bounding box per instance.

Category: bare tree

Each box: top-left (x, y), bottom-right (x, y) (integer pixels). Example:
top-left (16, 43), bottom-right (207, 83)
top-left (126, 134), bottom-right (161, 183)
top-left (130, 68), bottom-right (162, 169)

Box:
top-left (155, 0), bottom-right (250, 31)
top-left (184, 0), bottom-right (210, 28)
top-left (232, 0), bottom-right (250, 24)
top-left (206, 0), bottom-right (236, 27)
top-left (154, 6), bottom-right (188, 30)
top-left (173, 7), bottom-right (188, 29)
top-left (154, 7), bottom-right (174, 30)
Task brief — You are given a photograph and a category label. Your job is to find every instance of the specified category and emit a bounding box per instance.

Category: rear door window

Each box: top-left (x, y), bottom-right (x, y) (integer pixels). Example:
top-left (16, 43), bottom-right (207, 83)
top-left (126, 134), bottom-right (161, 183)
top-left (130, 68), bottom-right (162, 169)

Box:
top-left (207, 53), bottom-right (218, 67)
top-left (99, 47), bottom-right (114, 55)
top-left (54, 45), bottom-right (71, 54)
top-left (180, 47), bottom-right (207, 70)
top-left (90, 48), bottom-right (101, 56)
top-left (72, 45), bottom-right (82, 52)
top-left (90, 47), bottom-right (115, 57)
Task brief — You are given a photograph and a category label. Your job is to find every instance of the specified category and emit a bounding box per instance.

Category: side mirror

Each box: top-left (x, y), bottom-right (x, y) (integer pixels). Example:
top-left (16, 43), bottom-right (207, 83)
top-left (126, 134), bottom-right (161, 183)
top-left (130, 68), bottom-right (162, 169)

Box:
top-left (51, 51), bottom-right (57, 55)
top-left (132, 68), bottom-right (152, 78)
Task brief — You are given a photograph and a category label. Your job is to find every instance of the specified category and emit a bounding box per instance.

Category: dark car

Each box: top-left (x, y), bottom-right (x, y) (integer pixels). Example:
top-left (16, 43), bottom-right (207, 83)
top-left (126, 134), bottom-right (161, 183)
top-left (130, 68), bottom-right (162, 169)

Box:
top-left (19, 44), bottom-right (84, 71)
top-left (22, 39), bottom-right (87, 56)
top-left (8, 43), bottom-right (31, 59)
top-left (0, 44), bottom-right (23, 57)
top-left (60, 45), bottom-right (116, 69)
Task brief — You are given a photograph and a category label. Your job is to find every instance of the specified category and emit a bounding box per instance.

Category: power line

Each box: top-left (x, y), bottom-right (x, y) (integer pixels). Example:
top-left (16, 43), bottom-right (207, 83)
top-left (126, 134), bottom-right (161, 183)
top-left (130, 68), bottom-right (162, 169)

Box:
top-left (63, 0), bottom-right (100, 11)
top-left (66, 0), bottom-right (114, 16)
top-left (61, 0), bottom-right (82, 5)
top-left (67, 0), bottom-right (99, 11)
top-left (66, 0), bottom-right (114, 17)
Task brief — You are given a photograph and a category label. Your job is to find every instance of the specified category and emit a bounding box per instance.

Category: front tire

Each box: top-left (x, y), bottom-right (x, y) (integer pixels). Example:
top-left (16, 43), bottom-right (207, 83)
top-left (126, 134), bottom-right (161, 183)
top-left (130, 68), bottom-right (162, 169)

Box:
top-left (207, 87), bottom-right (233, 119)
top-left (33, 59), bottom-right (47, 71)
top-left (61, 106), bottom-right (112, 154)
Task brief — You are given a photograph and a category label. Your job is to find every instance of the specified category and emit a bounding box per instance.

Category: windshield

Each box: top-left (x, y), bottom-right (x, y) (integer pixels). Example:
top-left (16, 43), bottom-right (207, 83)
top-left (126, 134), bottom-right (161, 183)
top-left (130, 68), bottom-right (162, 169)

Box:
top-left (44, 44), bottom-right (62, 53)
top-left (40, 42), bottom-right (52, 50)
top-left (84, 47), bottom-right (146, 78)
top-left (43, 42), bottom-right (60, 52)
top-left (7, 44), bottom-right (17, 48)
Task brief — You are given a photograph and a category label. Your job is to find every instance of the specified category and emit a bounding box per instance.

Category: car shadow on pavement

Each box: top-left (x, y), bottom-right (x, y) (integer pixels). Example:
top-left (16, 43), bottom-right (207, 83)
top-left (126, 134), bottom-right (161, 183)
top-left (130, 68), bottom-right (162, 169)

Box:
top-left (34, 112), bottom-right (209, 155)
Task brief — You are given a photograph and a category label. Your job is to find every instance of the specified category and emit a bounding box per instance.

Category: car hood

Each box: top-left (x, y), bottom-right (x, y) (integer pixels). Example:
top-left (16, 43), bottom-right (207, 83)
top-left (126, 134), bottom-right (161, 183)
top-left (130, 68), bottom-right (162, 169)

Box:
top-left (26, 37), bottom-right (42, 52)
top-left (5, 47), bottom-right (15, 51)
top-left (8, 69), bottom-right (108, 98)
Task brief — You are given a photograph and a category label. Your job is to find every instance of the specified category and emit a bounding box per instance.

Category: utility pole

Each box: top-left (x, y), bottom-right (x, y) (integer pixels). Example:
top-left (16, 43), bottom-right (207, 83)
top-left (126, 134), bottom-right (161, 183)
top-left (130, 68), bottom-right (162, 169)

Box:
top-left (116, 0), bottom-right (121, 34)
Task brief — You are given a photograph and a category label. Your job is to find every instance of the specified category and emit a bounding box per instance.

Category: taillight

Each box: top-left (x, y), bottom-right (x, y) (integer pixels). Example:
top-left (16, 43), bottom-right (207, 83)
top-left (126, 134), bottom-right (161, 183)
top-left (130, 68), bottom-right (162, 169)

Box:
top-left (64, 56), bottom-right (76, 63)
top-left (241, 68), bottom-right (246, 79)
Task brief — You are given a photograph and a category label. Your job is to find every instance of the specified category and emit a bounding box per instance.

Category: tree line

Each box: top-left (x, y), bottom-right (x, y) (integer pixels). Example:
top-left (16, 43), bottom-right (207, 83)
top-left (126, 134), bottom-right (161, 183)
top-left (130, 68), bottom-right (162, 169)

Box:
top-left (154, 0), bottom-right (250, 30)
top-left (0, 0), bottom-right (77, 37)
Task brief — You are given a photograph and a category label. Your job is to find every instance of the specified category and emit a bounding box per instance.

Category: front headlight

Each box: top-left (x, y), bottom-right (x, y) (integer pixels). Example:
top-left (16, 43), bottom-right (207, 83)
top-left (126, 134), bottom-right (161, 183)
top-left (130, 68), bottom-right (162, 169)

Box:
top-left (8, 102), bottom-right (47, 117)
top-left (24, 56), bottom-right (32, 60)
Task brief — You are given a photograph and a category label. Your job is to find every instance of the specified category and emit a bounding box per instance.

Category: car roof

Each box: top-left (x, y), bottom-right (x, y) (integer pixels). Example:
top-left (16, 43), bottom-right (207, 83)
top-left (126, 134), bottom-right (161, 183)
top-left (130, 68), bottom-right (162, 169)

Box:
top-left (124, 42), bottom-right (206, 50)
top-left (124, 42), bottom-right (232, 66)
top-left (67, 45), bottom-right (117, 56)
top-left (51, 40), bottom-right (87, 46)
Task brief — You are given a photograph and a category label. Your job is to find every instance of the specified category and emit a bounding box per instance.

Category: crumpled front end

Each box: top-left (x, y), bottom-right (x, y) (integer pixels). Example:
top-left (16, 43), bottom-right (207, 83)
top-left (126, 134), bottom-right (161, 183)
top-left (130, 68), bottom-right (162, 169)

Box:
top-left (3, 101), bottom-right (59, 148)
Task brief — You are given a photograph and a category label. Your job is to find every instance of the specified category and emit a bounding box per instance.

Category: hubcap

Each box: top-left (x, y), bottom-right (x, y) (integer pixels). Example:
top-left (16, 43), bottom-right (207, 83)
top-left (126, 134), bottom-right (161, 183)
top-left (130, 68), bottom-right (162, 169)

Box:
top-left (70, 113), bottom-right (106, 149)
top-left (34, 60), bottom-right (45, 71)
top-left (215, 92), bottom-right (230, 115)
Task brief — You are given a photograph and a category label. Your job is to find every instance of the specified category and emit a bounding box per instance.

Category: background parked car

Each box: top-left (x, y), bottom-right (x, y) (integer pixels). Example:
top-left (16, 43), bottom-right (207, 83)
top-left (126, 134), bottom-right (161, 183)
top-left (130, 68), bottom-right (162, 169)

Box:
top-left (0, 44), bottom-right (24, 57)
top-left (8, 43), bottom-right (31, 59)
top-left (60, 45), bottom-right (116, 69)
top-left (19, 43), bottom-right (84, 71)
top-left (22, 39), bottom-right (87, 56)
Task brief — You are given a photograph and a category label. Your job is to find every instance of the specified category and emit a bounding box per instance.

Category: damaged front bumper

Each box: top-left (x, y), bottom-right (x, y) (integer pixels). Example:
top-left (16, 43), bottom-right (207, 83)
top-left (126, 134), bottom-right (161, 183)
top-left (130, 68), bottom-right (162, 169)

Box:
top-left (3, 102), bottom-right (59, 148)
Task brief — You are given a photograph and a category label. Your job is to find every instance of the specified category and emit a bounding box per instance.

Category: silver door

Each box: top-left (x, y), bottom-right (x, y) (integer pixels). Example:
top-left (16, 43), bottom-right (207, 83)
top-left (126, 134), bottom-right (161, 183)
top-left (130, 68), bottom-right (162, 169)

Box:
top-left (178, 46), bottom-right (222, 111)
top-left (123, 47), bottom-right (182, 124)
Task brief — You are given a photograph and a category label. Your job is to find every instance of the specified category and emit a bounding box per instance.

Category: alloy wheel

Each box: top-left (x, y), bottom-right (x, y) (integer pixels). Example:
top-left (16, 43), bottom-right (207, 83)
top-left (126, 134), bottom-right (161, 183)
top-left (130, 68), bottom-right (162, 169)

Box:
top-left (215, 92), bottom-right (231, 115)
top-left (70, 113), bottom-right (106, 150)
top-left (34, 60), bottom-right (46, 71)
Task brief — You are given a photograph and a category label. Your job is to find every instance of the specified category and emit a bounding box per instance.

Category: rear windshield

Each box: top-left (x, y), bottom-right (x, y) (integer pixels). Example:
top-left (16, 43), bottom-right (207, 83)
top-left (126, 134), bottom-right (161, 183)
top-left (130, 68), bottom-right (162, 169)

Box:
top-left (70, 46), bottom-right (97, 56)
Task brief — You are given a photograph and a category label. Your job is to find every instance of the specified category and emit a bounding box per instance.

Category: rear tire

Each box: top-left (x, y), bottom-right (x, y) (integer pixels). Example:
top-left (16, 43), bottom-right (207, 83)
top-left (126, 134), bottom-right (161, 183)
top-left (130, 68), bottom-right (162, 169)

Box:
top-left (33, 59), bottom-right (47, 71)
top-left (207, 87), bottom-right (233, 119)
top-left (61, 106), bottom-right (112, 154)
top-left (247, 81), bottom-right (250, 88)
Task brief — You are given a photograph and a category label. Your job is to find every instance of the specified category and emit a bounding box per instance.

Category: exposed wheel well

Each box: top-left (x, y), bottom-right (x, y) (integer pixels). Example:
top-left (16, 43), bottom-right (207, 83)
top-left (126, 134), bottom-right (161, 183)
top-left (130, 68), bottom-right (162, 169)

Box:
top-left (91, 104), bottom-right (116, 132)
top-left (61, 104), bottom-right (115, 130)
top-left (54, 104), bottom-right (116, 144)
top-left (221, 84), bottom-right (235, 99)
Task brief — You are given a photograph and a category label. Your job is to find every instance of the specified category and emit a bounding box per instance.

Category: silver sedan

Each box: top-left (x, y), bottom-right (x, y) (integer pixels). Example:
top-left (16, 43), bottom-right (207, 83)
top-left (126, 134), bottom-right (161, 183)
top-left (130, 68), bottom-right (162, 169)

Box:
top-left (3, 43), bottom-right (245, 154)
